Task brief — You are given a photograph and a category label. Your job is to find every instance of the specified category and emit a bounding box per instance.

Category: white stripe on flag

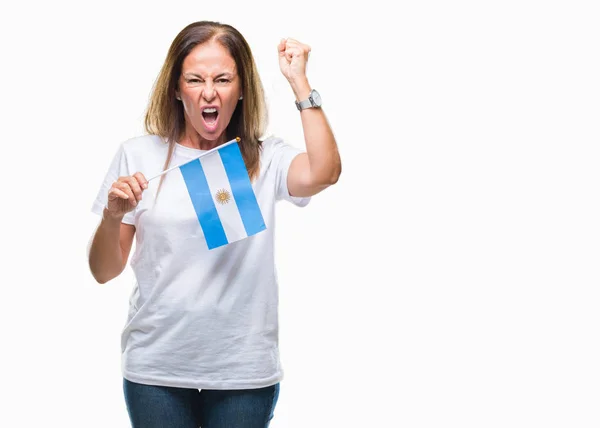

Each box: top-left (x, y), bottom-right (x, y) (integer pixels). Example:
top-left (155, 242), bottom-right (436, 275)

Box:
top-left (200, 151), bottom-right (248, 244)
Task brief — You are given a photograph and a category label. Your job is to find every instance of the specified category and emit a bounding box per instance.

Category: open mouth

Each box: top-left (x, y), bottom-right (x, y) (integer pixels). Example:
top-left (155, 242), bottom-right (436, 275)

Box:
top-left (202, 107), bottom-right (219, 125)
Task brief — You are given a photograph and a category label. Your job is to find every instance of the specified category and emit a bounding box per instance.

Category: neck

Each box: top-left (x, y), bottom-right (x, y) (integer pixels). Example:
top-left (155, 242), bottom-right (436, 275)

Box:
top-left (179, 126), bottom-right (225, 151)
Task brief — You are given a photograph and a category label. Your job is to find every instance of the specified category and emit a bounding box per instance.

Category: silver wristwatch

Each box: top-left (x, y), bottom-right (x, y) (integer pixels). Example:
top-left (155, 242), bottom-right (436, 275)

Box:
top-left (295, 89), bottom-right (322, 111)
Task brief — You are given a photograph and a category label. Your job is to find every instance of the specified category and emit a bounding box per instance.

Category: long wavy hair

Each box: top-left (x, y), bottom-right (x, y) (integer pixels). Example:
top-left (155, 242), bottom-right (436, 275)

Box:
top-left (145, 21), bottom-right (268, 197)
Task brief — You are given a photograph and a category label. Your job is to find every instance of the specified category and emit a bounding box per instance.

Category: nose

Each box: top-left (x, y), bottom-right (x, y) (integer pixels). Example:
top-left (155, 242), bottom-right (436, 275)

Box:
top-left (202, 82), bottom-right (216, 102)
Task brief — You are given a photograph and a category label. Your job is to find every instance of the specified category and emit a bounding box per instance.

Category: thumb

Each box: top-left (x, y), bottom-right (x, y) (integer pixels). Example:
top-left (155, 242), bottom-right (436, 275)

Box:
top-left (278, 38), bottom-right (287, 56)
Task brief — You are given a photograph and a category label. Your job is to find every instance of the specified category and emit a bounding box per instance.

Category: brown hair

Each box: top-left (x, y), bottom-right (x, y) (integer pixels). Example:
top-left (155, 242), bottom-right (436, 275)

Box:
top-left (145, 21), bottom-right (268, 196)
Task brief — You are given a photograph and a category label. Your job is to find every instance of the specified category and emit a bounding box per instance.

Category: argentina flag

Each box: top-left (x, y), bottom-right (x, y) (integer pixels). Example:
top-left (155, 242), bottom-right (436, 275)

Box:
top-left (173, 138), bottom-right (266, 250)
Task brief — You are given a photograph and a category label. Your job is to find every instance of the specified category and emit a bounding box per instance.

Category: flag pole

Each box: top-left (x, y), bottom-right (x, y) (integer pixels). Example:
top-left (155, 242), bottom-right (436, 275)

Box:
top-left (147, 137), bottom-right (240, 182)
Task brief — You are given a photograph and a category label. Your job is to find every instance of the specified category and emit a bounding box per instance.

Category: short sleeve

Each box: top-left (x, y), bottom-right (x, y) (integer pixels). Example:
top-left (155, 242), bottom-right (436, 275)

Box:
top-left (91, 143), bottom-right (136, 225)
top-left (271, 138), bottom-right (311, 207)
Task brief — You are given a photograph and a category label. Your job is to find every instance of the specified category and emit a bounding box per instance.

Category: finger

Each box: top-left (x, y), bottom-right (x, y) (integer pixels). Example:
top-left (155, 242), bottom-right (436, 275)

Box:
top-left (278, 39), bottom-right (287, 55)
top-left (285, 43), bottom-right (303, 54)
top-left (125, 176), bottom-right (143, 202)
top-left (284, 42), bottom-right (301, 54)
top-left (283, 39), bottom-right (305, 54)
top-left (284, 39), bottom-right (310, 52)
top-left (108, 187), bottom-right (129, 201)
top-left (133, 172), bottom-right (148, 190)
top-left (285, 45), bottom-right (300, 54)
top-left (291, 45), bottom-right (311, 57)
top-left (286, 48), bottom-right (304, 61)
top-left (117, 182), bottom-right (137, 206)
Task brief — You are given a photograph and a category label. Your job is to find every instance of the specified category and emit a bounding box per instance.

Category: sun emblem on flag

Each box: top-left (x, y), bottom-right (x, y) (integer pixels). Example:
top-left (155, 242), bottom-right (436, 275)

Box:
top-left (215, 189), bottom-right (232, 205)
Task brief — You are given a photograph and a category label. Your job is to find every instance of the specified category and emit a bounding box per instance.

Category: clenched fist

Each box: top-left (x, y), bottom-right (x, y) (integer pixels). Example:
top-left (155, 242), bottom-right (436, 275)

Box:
top-left (105, 172), bottom-right (148, 219)
top-left (278, 38), bottom-right (311, 84)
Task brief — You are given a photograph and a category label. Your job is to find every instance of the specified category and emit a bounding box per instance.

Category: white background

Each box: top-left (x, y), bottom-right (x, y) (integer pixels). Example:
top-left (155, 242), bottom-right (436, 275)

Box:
top-left (0, 0), bottom-right (598, 427)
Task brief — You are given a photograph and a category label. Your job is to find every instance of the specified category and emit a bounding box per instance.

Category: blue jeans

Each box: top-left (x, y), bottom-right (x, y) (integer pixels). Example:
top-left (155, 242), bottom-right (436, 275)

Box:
top-left (123, 378), bottom-right (280, 428)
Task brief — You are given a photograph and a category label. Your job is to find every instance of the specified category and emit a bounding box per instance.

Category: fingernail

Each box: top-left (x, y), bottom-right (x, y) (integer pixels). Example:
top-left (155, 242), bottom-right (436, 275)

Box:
top-left (143, 182), bottom-right (148, 189)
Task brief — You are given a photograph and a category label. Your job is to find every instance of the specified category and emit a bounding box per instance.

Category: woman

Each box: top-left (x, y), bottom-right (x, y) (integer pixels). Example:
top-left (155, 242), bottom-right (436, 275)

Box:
top-left (88, 20), bottom-right (341, 428)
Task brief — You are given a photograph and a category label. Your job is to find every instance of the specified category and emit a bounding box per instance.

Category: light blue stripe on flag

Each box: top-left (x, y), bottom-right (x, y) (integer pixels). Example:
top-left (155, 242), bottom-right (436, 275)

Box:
top-left (219, 143), bottom-right (266, 237)
top-left (180, 159), bottom-right (228, 250)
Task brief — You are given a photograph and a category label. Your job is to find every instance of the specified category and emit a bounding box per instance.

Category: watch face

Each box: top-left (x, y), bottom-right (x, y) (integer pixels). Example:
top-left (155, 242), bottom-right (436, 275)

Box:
top-left (310, 90), bottom-right (322, 107)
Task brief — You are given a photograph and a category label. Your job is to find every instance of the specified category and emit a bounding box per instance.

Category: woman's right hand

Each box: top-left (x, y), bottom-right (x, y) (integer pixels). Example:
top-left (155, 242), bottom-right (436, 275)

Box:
top-left (105, 172), bottom-right (148, 219)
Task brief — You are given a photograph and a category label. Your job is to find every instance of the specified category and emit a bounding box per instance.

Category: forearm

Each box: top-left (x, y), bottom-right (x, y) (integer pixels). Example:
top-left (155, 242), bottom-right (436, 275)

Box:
top-left (88, 209), bottom-right (126, 284)
top-left (291, 79), bottom-right (342, 184)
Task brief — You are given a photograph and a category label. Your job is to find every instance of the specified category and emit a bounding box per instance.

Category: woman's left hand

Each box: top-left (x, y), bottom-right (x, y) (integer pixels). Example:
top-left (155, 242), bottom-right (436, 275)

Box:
top-left (278, 38), bottom-right (311, 84)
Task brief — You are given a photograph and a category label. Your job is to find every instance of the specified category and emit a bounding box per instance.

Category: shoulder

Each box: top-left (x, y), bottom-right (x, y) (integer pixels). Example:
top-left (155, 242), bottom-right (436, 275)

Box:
top-left (118, 134), bottom-right (168, 165)
top-left (259, 134), bottom-right (302, 162)
top-left (258, 135), bottom-right (306, 182)
top-left (259, 134), bottom-right (284, 155)
top-left (121, 134), bottom-right (166, 155)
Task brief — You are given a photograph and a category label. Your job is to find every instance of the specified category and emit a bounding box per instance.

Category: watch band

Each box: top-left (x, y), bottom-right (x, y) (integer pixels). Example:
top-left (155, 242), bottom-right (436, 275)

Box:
top-left (295, 98), bottom-right (313, 111)
top-left (295, 89), bottom-right (321, 111)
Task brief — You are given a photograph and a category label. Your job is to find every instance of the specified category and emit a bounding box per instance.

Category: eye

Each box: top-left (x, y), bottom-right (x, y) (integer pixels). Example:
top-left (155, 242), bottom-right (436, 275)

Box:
top-left (187, 78), bottom-right (201, 83)
top-left (216, 79), bottom-right (230, 83)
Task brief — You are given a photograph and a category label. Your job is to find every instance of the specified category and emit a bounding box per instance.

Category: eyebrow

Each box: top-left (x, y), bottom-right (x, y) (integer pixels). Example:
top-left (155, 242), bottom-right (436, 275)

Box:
top-left (183, 72), bottom-right (235, 79)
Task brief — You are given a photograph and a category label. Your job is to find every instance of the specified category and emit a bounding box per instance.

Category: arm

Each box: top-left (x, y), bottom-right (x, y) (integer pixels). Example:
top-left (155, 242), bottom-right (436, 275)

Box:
top-left (88, 210), bottom-right (135, 284)
top-left (278, 39), bottom-right (342, 198)
top-left (88, 172), bottom-right (146, 284)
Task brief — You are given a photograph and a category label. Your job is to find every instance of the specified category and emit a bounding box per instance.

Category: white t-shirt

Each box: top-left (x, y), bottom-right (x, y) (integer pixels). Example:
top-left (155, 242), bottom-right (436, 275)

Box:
top-left (91, 134), bottom-right (309, 390)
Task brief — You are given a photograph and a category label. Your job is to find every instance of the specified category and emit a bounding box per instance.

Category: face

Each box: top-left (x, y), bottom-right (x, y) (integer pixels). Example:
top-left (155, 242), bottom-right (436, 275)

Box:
top-left (177, 40), bottom-right (242, 143)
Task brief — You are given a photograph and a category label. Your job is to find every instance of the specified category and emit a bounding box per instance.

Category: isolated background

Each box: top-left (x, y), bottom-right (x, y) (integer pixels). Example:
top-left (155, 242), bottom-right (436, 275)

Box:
top-left (0, 0), bottom-right (598, 427)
